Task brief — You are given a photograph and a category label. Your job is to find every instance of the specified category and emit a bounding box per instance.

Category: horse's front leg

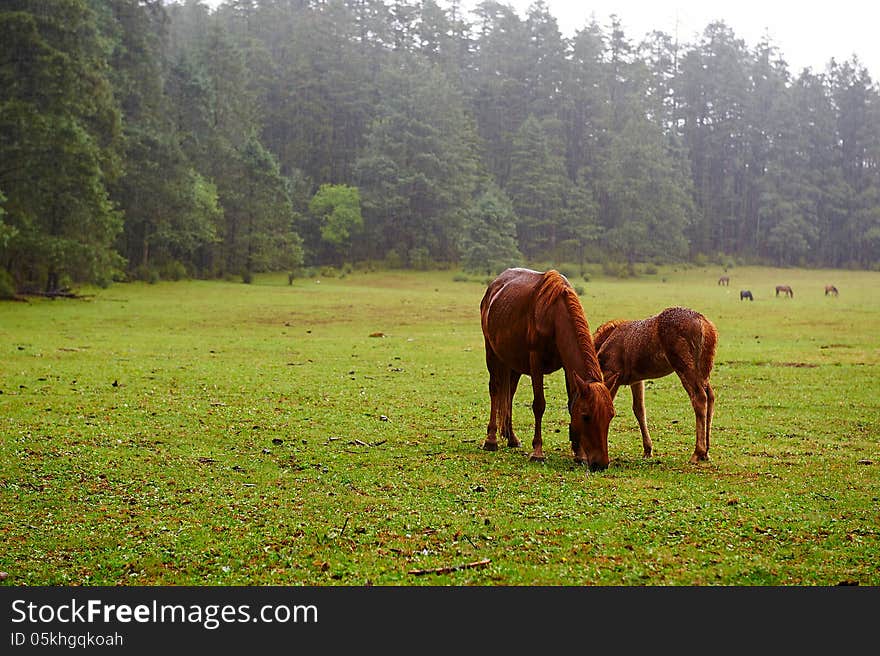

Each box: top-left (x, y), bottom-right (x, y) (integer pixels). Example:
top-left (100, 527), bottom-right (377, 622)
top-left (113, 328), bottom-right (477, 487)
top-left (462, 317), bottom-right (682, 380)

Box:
top-left (566, 375), bottom-right (587, 463)
top-left (630, 380), bottom-right (653, 457)
top-left (528, 363), bottom-right (546, 462)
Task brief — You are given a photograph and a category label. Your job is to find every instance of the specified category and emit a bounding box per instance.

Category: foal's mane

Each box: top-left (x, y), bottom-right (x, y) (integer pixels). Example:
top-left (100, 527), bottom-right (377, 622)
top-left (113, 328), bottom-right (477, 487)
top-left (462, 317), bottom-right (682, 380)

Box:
top-left (592, 319), bottom-right (628, 351)
top-left (534, 270), bottom-right (603, 381)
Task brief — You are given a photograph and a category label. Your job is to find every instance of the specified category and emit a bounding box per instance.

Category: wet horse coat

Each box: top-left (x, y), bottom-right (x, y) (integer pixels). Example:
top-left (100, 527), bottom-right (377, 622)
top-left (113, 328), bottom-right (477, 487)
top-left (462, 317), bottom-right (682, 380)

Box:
top-left (593, 307), bottom-right (717, 464)
top-left (480, 268), bottom-right (614, 470)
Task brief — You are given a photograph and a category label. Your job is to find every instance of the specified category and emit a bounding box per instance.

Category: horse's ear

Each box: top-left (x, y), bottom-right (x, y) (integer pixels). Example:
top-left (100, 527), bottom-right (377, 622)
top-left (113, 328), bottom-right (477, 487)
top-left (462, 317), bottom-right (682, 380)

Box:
top-left (602, 371), bottom-right (620, 392)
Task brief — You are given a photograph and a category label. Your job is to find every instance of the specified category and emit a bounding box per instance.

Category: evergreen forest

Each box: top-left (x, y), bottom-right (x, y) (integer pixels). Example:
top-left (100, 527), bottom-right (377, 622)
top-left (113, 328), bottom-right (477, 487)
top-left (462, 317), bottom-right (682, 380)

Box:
top-left (2, 0), bottom-right (879, 294)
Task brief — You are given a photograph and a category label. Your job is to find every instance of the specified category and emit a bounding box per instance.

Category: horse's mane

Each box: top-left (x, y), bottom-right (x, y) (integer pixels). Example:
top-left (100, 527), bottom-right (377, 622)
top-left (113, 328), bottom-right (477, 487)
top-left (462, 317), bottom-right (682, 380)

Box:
top-left (534, 271), bottom-right (603, 381)
top-left (592, 319), bottom-right (628, 351)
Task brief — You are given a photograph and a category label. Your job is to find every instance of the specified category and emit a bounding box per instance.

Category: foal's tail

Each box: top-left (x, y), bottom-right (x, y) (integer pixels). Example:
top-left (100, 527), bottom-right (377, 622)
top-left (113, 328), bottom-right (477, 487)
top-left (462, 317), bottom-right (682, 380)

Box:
top-left (699, 318), bottom-right (718, 381)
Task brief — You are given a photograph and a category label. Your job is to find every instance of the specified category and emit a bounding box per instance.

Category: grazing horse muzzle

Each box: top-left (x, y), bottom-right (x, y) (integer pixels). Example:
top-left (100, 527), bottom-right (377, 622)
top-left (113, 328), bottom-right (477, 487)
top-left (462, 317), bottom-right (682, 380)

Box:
top-left (569, 417), bottom-right (611, 472)
top-left (588, 459), bottom-right (609, 472)
top-left (571, 446), bottom-right (609, 470)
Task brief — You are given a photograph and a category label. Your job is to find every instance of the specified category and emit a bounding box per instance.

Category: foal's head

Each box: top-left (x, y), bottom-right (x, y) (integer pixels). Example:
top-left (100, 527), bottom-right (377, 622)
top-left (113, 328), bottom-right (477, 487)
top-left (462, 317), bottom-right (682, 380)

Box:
top-left (568, 373), bottom-right (614, 471)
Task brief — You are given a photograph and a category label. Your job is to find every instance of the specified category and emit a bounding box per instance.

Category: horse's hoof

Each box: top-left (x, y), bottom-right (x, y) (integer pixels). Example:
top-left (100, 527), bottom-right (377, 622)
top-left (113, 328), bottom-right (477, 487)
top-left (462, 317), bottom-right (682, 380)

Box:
top-left (529, 454), bottom-right (546, 462)
top-left (507, 439), bottom-right (521, 448)
top-left (643, 450), bottom-right (653, 458)
top-left (689, 453), bottom-right (709, 464)
top-left (482, 441), bottom-right (498, 452)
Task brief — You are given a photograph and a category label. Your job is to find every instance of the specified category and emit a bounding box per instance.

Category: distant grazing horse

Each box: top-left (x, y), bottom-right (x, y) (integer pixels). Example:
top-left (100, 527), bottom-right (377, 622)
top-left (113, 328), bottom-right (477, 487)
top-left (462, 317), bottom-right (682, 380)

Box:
top-left (775, 285), bottom-right (793, 298)
top-left (718, 275), bottom-right (730, 286)
top-left (593, 307), bottom-right (717, 464)
top-left (480, 268), bottom-right (615, 471)
top-left (825, 285), bottom-right (839, 297)
top-left (740, 290), bottom-right (753, 301)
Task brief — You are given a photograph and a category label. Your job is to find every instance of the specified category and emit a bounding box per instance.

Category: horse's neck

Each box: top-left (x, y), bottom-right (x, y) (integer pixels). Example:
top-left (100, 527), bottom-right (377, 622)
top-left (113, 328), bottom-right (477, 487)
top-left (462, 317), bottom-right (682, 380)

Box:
top-left (553, 301), bottom-right (602, 383)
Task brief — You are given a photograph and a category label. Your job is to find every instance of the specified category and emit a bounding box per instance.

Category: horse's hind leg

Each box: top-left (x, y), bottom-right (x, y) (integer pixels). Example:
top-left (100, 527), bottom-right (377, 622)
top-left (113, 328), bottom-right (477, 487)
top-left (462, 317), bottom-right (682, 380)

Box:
top-left (501, 373), bottom-right (521, 448)
top-left (630, 381), bottom-right (653, 457)
top-left (482, 346), bottom-right (505, 452)
top-left (483, 372), bottom-right (501, 451)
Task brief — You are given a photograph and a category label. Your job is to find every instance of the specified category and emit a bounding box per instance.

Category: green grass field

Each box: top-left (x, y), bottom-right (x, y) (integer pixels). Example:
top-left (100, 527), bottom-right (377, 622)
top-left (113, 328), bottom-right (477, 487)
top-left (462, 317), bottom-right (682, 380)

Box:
top-left (1, 265), bottom-right (878, 585)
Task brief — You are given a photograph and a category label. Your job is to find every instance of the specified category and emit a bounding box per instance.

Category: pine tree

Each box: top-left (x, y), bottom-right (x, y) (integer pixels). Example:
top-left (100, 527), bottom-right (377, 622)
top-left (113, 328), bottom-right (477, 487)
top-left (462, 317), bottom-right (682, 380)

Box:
top-left (0, 0), bottom-right (124, 291)
top-left (505, 115), bottom-right (569, 258)
top-left (354, 56), bottom-right (483, 265)
top-left (461, 184), bottom-right (522, 275)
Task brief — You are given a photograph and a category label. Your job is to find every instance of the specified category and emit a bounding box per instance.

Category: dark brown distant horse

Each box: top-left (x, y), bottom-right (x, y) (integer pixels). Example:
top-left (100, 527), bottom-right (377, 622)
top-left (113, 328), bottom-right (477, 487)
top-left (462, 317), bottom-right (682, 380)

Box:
top-left (825, 285), bottom-right (839, 296)
top-left (740, 290), bottom-right (753, 301)
top-left (718, 275), bottom-right (730, 286)
top-left (593, 307), bottom-right (717, 464)
top-left (775, 285), bottom-right (793, 298)
top-left (480, 268), bottom-right (615, 471)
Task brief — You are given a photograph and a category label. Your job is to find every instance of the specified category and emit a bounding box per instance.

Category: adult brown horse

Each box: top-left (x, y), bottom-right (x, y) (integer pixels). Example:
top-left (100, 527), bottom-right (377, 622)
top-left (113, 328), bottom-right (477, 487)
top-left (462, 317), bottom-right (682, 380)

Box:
top-left (775, 285), bottom-right (793, 298)
top-left (480, 268), bottom-right (614, 471)
top-left (825, 284), bottom-right (839, 296)
top-left (718, 275), bottom-right (730, 286)
top-left (593, 307), bottom-right (717, 464)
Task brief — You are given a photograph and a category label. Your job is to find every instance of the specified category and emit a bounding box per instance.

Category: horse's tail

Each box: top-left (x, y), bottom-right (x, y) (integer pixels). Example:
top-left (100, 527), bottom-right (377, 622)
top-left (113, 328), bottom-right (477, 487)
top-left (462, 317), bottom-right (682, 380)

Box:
top-left (699, 317), bottom-right (718, 381)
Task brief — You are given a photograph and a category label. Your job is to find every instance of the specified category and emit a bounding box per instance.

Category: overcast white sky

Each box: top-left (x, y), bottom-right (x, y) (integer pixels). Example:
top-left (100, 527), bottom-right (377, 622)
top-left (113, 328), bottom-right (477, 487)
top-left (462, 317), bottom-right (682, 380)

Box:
top-left (466, 0), bottom-right (879, 76)
top-left (197, 0), bottom-right (879, 78)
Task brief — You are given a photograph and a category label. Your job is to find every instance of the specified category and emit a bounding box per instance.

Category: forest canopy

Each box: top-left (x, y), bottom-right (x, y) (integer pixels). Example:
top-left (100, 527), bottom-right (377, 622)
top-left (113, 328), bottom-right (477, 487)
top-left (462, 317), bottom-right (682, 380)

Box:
top-left (1, 0), bottom-right (878, 294)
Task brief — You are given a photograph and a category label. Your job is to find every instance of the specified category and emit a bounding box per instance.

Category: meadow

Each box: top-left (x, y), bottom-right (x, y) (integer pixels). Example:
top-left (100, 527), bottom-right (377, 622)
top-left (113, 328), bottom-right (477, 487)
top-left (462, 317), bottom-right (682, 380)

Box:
top-left (1, 265), bottom-right (878, 586)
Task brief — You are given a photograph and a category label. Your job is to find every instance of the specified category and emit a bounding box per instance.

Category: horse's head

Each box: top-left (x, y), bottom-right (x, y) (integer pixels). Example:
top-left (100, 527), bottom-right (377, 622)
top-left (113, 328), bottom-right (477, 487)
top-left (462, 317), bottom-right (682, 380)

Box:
top-left (568, 373), bottom-right (614, 471)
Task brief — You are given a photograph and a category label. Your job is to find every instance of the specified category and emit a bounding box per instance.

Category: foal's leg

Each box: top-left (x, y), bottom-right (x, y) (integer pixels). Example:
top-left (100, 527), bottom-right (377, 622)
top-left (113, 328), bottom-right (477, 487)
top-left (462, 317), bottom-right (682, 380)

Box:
top-left (668, 342), bottom-right (710, 463)
top-left (676, 372), bottom-right (710, 463)
top-left (630, 381), bottom-right (653, 457)
top-left (705, 381), bottom-right (715, 455)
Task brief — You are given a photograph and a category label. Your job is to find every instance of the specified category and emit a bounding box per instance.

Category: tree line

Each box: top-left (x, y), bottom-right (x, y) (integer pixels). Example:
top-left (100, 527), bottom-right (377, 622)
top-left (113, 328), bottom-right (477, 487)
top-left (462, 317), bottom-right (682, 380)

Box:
top-left (1, 0), bottom-right (878, 294)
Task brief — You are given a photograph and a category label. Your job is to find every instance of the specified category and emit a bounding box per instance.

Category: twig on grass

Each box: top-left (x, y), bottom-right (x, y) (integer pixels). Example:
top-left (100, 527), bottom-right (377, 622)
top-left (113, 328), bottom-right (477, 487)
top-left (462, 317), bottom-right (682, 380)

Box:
top-left (348, 439), bottom-right (386, 450)
top-left (408, 558), bottom-right (491, 576)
